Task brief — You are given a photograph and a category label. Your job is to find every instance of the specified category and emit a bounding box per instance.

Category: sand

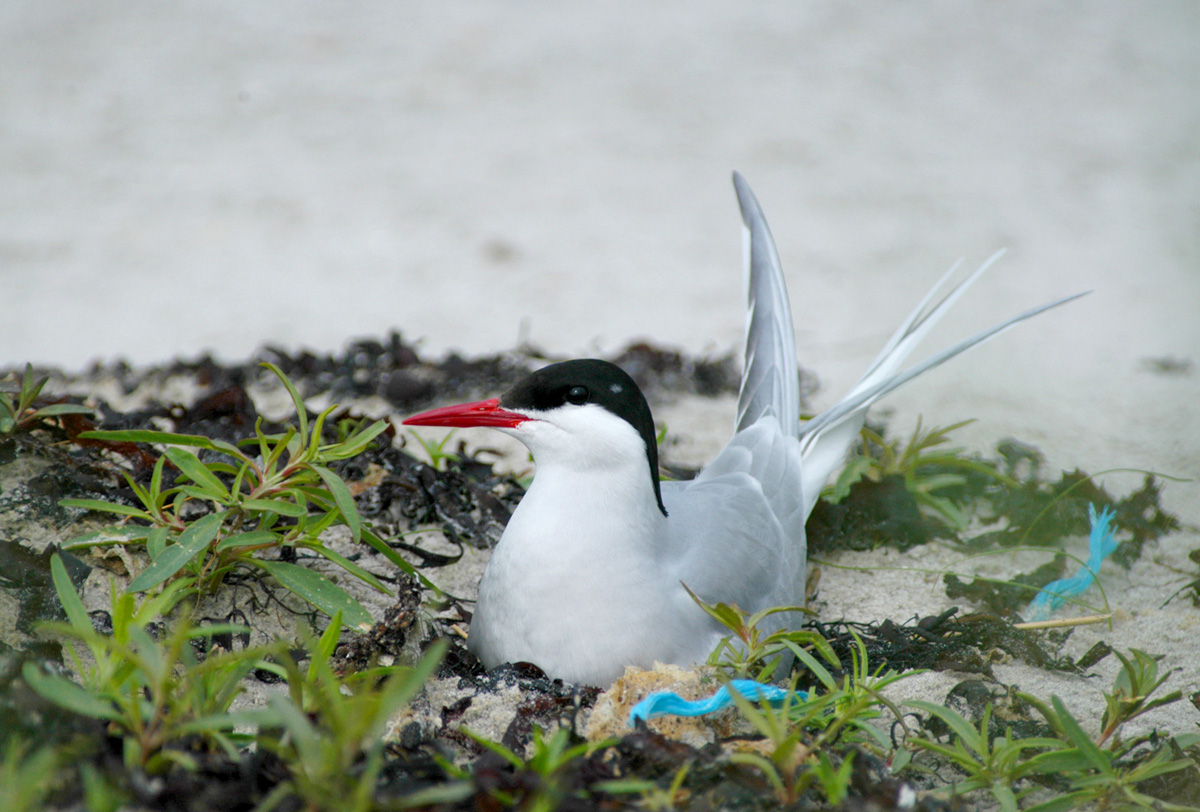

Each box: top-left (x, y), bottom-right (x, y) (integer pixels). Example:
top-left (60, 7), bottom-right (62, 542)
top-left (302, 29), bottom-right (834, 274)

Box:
top-left (3, 0), bottom-right (1198, 784)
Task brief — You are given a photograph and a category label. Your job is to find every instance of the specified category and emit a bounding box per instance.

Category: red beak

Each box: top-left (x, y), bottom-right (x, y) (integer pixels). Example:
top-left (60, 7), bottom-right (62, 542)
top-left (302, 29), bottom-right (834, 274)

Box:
top-left (402, 397), bottom-right (530, 429)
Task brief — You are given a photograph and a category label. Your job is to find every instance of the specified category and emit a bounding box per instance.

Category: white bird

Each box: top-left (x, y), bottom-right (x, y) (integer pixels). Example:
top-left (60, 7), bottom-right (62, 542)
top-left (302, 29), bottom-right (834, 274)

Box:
top-left (403, 173), bottom-right (1086, 686)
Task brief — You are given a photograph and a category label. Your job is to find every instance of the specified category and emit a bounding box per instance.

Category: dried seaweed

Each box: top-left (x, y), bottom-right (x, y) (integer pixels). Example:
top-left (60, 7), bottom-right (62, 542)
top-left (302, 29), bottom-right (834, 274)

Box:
top-left (332, 573), bottom-right (425, 675)
top-left (807, 474), bottom-right (946, 554)
top-left (803, 609), bottom-right (1075, 681)
top-left (0, 541), bottom-right (90, 634)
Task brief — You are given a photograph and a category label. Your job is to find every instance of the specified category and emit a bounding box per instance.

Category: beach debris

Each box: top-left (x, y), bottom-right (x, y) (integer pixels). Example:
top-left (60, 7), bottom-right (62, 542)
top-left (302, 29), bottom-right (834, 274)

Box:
top-left (1026, 504), bottom-right (1119, 621)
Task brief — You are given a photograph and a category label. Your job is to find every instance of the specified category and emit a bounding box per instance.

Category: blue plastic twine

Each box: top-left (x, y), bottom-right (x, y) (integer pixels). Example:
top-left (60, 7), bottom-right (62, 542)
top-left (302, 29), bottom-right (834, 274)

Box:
top-left (1026, 503), bottom-right (1119, 622)
top-left (628, 679), bottom-right (807, 725)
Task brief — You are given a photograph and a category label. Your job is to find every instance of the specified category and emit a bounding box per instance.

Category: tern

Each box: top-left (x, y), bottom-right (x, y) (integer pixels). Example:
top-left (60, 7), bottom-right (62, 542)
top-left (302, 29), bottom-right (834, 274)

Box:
top-left (404, 173), bottom-right (1085, 686)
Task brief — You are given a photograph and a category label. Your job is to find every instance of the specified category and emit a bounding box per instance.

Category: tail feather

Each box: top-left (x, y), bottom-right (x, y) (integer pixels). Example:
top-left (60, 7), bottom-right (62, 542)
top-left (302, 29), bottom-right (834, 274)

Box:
top-left (795, 252), bottom-right (1003, 515)
top-left (728, 171), bottom-right (1088, 522)
top-left (797, 276), bottom-right (1089, 516)
top-left (733, 172), bottom-right (801, 436)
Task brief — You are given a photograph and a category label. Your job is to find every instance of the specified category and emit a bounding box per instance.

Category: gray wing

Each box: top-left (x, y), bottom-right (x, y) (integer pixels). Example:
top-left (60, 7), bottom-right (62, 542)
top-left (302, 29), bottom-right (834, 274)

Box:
top-left (666, 415), bottom-right (808, 614)
top-left (662, 452), bottom-right (803, 615)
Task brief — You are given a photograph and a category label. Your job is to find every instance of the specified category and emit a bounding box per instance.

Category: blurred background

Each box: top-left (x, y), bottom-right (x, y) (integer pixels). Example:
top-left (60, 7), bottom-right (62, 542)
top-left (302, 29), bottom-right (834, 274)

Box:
top-left (2, 2), bottom-right (1197, 484)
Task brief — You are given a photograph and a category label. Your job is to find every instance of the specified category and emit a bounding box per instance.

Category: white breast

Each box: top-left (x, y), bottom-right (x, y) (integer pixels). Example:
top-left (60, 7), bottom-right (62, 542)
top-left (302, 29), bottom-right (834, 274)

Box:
top-left (467, 409), bottom-right (721, 685)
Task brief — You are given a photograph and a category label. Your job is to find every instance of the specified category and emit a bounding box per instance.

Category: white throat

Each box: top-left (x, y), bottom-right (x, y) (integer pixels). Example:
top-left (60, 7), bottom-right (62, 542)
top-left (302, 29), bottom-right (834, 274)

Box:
top-left (498, 403), bottom-right (667, 564)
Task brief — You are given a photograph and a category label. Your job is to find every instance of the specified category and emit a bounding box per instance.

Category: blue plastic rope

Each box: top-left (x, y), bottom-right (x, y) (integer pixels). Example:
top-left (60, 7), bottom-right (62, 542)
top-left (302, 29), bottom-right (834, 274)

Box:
top-left (1026, 503), bottom-right (1119, 621)
top-left (628, 679), bottom-right (807, 725)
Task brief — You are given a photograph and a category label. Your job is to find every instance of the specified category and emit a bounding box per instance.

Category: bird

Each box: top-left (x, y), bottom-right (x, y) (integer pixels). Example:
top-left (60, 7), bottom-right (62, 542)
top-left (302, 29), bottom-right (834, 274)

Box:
top-left (403, 173), bottom-right (1086, 686)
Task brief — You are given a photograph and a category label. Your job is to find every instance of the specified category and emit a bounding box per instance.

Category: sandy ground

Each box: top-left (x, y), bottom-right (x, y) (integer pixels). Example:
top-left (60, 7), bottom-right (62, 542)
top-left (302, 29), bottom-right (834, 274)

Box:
top-left (3, 0), bottom-right (1199, 758)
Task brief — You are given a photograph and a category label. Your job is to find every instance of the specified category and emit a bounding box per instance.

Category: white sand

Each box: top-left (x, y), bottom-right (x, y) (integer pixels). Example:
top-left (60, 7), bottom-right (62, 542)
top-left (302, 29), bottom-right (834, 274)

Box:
top-left (4, 0), bottom-right (1198, 746)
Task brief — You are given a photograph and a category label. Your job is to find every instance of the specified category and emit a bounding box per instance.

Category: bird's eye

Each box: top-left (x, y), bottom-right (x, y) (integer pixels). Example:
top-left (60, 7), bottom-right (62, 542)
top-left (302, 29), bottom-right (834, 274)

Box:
top-left (565, 385), bottom-right (589, 405)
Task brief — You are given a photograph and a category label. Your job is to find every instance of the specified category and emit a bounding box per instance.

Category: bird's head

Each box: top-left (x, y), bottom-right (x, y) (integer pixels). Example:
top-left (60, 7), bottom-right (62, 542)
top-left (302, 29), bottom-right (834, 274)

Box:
top-left (403, 359), bottom-right (667, 515)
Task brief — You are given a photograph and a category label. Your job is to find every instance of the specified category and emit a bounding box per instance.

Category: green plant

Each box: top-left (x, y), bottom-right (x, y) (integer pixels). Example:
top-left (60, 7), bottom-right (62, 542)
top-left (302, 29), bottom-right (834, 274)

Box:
top-left (405, 427), bottom-right (460, 470)
top-left (726, 685), bottom-right (815, 804)
top-left (687, 585), bottom-right (830, 681)
top-left (253, 615), bottom-right (446, 812)
top-left (0, 363), bottom-right (92, 435)
top-left (60, 362), bottom-right (400, 627)
top-left (440, 725), bottom-right (612, 812)
top-left (724, 631), bottom-right (912, 806)
top-left (1026, 697), bottom-right (1197, 811)
top-left (907, 647), bottom-right (1198, 811)
top-left (21, 554), bottom-right (271, 771)
top-left (597, 763), bottom-right (692, 811)
top-left (690, 592), bottom-right (915, 803)
top-left (798, 631), bottom-right (911, 751)
top-left (79, 762), bottom-right (129, 812)
top-left (906, 701), bottom-right (1065, 811)
top-left (825, 418), bottom-right (1016, 530)
top-left (0, 737), bottom-right (60, 812)
top-left (1096, 649), bottom-right (1183, 748)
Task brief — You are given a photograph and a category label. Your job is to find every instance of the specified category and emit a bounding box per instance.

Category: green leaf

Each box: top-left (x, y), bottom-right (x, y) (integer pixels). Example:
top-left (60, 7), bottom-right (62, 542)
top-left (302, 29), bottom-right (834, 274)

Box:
top-left (251, 559), bottom-right (373, 628)
top-left (746, 603), bottom-right (805, 629)
top-left (164, 447), bottom-right (229, 501)
top-left (393, 783), bottom-right (478, 807)
top-left (311, 465), bottom-right (360, 542)
top-left (148, 454), bottom-right (166, 502)
top-left (939, 456), bottom-right (1019, 486)
top-left (63, 525), bottom-right (152, 549)
top-left (306, 543), bottom-right (392, 595)
top-left (728, 751), bottom-right (786, 796)
top-left (215, 529), bottom-right (279, 552)
top-left (1021, 790), bottom-right (1099, 812)
top-left (78, 429), bottom-right (220, 448)
top-left (260, 426), bottom-right (297, 476)
top-left (829, 455), bottom-right (874, 503)
top-left (138, 574), bottom-right (197, 619)
top-left (681, 583), bottom-right (744, 632)
top-left (21, 663), bottom-right (120, 721)
top-left (176, 485), bottom-right (220, 502)
top-left (260, 362), bottom-right (308, 443)
top-left (1126, 748), bottom-right (1193, 783)
top-left (50, 553), bottom-right (92, 635)
top-left (313, 612), bottom-right (344, 665)
top-left (264, 693), bottom-right (322, 765)
top-left (291, 485), bottom-right (333, 510)
top-left (907, 700), bottom-right (986, 758)
top-left (146, 526), bottom-right (169, 559)
top-left (19, 363), bottom-right (47, 407)
top-left (592, 778), bottom-right (659, 795)
top-left (991, 782), bottom-right (1018, 812)
top-left (321, 420), bottom-right (389, 460)
top-left (359, 527), bottom-right (444, 595)
top-left (175, 712), bottom-right (250, 735)
top-left (121, 470), bottom-right (153, 512)
top-left (127, 511), bottom-right (225, 592)
top-left (1050, 696), bottom-right (1111, 774)
top-left (240, 498), bottom-right (307, 517)
top-left (785, 640), bottom-right (837, 692)
top-left (213, 459), bottom-right (243, 479)
top-left (920, 493), bottom-right (969, 530)
top-left (461, 728), bottom-right (526, 769)
top-left (58, 498), bottom-right (150, 519)
top-left (308, 406), bottom-right (335, 460)
top-left (31, 403), bottom-right (94, 418)
top-left (128, 623), bottom-right (166, 683)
